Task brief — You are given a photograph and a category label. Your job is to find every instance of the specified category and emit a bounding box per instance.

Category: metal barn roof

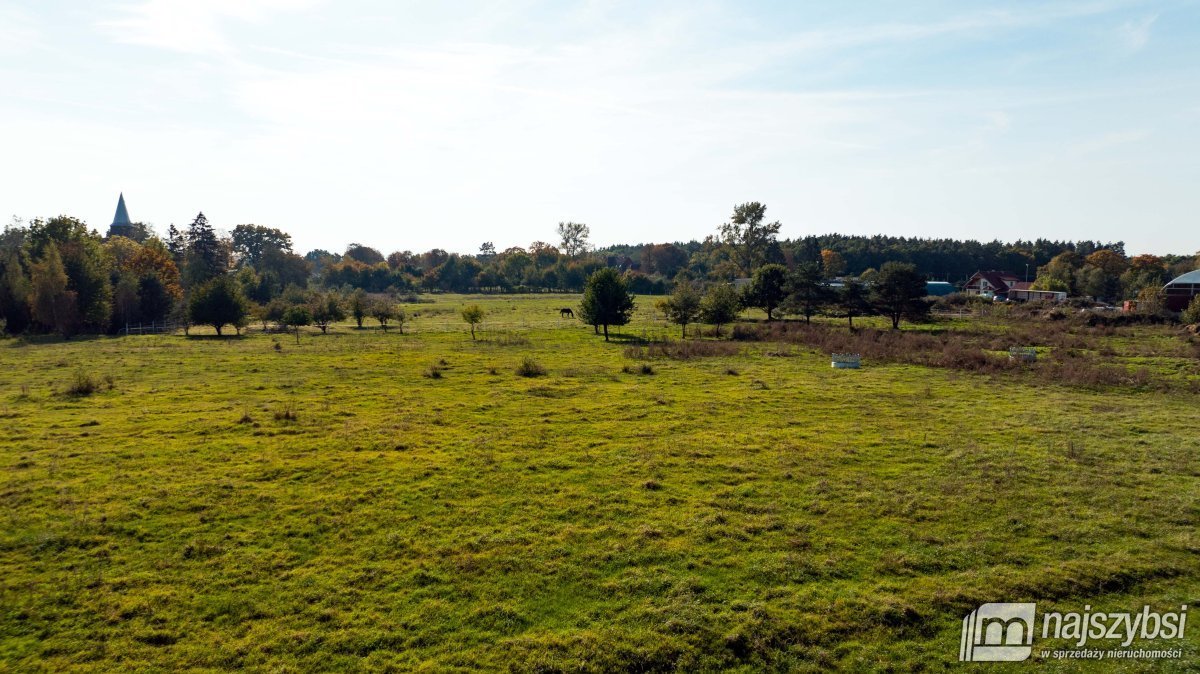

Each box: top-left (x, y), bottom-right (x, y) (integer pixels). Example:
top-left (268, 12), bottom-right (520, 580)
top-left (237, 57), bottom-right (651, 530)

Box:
top-left (1166, 270), bottom-right (1200, 286)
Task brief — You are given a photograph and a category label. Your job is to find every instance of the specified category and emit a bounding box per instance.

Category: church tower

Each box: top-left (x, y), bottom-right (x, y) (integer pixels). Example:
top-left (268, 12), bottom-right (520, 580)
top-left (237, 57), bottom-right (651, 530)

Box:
top-left (107, 193), bottom-right (136, 239)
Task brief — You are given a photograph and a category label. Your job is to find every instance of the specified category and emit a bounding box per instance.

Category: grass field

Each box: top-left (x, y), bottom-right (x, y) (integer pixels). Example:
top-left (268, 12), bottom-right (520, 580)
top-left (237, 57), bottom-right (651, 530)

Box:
top-left (2, 294), bottom-right (1198, 671)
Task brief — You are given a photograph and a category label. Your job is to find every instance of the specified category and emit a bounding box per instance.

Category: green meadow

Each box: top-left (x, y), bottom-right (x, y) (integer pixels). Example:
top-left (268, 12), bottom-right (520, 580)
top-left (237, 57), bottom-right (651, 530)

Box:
top-left (2, 294), bottom-right (1198, 672)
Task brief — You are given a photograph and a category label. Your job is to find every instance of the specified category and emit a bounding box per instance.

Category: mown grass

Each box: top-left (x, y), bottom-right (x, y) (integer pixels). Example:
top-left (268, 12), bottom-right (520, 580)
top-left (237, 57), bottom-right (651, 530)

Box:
top-left (1, 293), bottom-right (1198, 671)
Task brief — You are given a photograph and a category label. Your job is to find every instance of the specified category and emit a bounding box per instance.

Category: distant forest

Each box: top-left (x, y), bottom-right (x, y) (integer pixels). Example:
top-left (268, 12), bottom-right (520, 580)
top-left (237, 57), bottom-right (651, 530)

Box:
top-left (0, 203), bottom-right (1196, 336)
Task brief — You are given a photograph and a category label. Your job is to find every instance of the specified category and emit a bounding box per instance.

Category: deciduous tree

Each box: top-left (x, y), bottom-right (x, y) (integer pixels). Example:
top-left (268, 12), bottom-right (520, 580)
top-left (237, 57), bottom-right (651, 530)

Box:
top-left (820, 249), bottom-right (847, 278)
top-left (231, 224), bottom-right (293, 267)
top-left (308, 291), bottom-right (346, 334)
top-left (718, 202), bottom-right (781, 276)
top-left (349, 289), bottom-right (369, 328)
top-left (461, 304), bottom-right (484, 340)
top-left (281, 305), bottom-right (311, 344)
top-left (743, 263), bottom-right (788, 321)
top-left (659, 282), bottom-right (702, 338)
top-left (371, 300), bottom-right (397, 332)
top-left (699, 283), bottom-right (741, 336)
top-left (556, 222), bottom-right (590, 257)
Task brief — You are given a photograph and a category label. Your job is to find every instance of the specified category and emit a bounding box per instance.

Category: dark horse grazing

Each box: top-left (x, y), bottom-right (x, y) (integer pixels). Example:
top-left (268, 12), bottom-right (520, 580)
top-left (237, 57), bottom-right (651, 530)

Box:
top-left (559, 307), bottom-right (574, 318)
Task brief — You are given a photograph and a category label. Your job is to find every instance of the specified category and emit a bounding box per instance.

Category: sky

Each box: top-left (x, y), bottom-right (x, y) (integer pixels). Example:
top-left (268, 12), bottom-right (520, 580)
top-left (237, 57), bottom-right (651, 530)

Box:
top-left (1, 0), bottom-right (1198, 256)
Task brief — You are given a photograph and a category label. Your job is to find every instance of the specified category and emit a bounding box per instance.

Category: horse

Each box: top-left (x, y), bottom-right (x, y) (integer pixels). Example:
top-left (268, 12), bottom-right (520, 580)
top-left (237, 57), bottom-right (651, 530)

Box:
top-left (559, 307), bottom-right (574, 318)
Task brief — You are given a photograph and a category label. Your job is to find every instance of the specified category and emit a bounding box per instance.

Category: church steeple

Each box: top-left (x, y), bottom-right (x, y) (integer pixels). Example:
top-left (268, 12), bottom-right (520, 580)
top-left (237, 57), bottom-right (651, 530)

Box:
top-left (107, 193), bottom-right (135, 239)
top-left (112, 193), bottom-right (131, 227)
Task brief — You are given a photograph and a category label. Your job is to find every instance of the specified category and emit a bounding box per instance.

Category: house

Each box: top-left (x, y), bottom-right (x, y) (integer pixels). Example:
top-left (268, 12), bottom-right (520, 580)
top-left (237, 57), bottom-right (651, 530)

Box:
top-left (963, 271), bottom-right (1021, 299)
top-left (1006, 281), bottom-right (1067, 303)
top-left (1163, 270), bottom-right (1200, 311)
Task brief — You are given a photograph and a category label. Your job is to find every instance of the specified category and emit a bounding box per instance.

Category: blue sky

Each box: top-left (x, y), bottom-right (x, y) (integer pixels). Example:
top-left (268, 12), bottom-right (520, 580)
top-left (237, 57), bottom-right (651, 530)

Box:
top-left (2, 0), bottom-right (1198, 255)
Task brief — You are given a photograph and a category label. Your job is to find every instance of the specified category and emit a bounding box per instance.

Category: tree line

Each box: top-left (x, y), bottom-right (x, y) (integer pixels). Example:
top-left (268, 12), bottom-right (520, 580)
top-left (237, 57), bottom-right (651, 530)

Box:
top-left (1, 203), bottom-right (1195, 337)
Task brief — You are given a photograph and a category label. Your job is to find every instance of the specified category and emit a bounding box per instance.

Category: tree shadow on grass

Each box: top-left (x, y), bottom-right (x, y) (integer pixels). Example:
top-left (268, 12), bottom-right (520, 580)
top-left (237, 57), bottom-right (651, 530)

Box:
top-left (601, 332), bottom-right (655, 345)
top-left (5, 334), bottom-right (110, 348)
top-left (185, 334), bottom-right (247, 341)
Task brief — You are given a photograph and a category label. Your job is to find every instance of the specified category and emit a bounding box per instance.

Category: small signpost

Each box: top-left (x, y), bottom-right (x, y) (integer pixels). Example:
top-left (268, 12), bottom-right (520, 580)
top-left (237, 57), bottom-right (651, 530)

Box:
top-left (831, 353), bottom-right (861, 369)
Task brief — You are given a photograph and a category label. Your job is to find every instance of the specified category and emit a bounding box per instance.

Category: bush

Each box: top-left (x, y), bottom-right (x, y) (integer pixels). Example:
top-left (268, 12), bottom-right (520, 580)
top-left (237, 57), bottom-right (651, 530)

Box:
top-left (932, 292), bottom-right (988, 309)
top-left (515, 358), bottom-right (547, 378)
top-left (1183, 295), bottom-right (1200, 325)
top-left (724, 319), bottom-right (1173, 390)
top-left (65, 371), bottom-right (98, 397)
top-left (625, 339), bottom-right (740, 360)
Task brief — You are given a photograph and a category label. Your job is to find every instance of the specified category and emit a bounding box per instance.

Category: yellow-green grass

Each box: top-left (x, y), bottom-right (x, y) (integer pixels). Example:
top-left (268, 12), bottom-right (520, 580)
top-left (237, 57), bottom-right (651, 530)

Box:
top-left (2, 294), bottom-right (1198, 671)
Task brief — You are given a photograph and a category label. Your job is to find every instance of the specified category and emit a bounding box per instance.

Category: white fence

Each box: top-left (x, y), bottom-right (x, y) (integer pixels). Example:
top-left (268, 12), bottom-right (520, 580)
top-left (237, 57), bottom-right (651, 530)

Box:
top-left (124, 321), bottom-right (182, 336)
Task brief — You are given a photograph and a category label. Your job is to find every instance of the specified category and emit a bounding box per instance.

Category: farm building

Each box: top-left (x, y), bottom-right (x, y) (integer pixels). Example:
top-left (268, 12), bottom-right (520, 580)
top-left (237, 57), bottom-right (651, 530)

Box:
top-left (1006, 282), bottom-right (1067, 302)
top-left (963, 270), bottom-right (1021, 299)
top-left (925, 281), bottom-right (955, 297)
top-left (964, 271), bottom-right (1066, 302)
top-left (1163, 270), bottom-right (1200, 311)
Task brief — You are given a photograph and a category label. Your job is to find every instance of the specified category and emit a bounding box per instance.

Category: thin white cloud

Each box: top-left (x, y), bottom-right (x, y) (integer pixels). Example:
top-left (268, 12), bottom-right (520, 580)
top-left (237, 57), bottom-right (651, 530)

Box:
top-left (1070, 128), bottom-right (1151, 154)
top-left (986, 111), bottom-right (1012, 131)
top-left (738, 1), bottom-right (1141, 66)
top-left (1117, 14), bottom-right (1157, 51)
top-left (99, 0), bottom-right (319, 54)
top-left (0, 6), bottom-right (42, 53)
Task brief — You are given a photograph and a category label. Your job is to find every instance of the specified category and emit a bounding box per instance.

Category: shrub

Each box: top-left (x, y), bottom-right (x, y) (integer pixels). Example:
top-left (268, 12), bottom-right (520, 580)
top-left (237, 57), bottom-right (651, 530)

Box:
top-left (1183, 295), bottom-right (1200, 325)
top-left (65, 371), bottom-right (98, 397)
top-left (625, 339), bottom-right (740, 360)
top-left (515, 358), bottom-right (546, 377)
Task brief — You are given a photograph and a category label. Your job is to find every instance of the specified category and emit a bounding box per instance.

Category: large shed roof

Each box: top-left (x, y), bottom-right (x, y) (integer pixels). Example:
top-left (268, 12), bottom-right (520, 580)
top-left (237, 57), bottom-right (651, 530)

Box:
top-left (1166, 270), bottom-right (1200, 286)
